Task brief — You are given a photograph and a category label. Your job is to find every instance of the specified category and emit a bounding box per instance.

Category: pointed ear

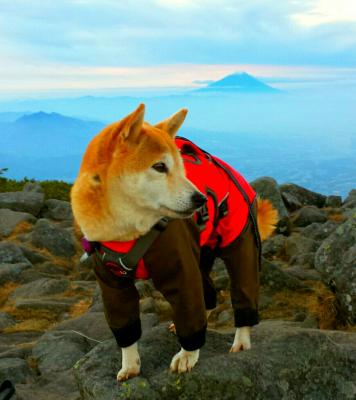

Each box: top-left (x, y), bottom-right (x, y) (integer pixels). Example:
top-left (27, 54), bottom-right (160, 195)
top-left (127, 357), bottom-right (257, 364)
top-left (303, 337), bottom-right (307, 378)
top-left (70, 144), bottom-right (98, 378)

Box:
top-left (121, 103), bottom-right (145, 144)
top-left (155, 108), bottom-right (188, 137)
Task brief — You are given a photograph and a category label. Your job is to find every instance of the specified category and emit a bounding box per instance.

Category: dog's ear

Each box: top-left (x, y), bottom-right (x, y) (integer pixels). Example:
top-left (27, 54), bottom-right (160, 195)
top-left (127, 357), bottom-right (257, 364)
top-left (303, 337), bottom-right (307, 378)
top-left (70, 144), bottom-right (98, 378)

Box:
top-left (155, 108), bottom-right (188, 137)
top-left (120, 103), bottom-right (145, 144)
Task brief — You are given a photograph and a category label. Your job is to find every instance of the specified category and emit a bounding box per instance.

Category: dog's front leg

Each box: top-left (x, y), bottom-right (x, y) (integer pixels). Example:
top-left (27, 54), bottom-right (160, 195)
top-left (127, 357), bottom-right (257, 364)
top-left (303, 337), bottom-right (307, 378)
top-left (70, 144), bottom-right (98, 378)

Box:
top-left (170, 348), bottom-right (200, 373)
top-left (230, 326), bottom-right (251, 353)
top-left (117, 342), bottom-right (141, 382)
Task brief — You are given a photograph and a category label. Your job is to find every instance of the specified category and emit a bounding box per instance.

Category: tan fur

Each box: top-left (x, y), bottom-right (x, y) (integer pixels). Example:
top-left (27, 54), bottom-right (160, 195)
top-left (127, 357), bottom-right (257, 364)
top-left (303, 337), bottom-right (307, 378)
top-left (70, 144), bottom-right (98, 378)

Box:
top-left (256, 197), bottom-right (279, 241)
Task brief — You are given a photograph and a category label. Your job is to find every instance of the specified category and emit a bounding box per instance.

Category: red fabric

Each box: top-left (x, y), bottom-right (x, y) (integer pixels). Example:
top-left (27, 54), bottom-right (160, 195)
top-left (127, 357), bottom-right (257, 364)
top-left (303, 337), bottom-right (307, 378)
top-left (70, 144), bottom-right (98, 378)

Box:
top-left (100, 137), bottom-right (256, 279)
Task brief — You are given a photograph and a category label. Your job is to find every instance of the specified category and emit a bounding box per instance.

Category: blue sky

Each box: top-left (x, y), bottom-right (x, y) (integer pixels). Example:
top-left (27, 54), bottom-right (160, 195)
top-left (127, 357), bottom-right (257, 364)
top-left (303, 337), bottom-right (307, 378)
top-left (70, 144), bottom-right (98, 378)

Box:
top-left (1, 0), bottom-right (356, 96)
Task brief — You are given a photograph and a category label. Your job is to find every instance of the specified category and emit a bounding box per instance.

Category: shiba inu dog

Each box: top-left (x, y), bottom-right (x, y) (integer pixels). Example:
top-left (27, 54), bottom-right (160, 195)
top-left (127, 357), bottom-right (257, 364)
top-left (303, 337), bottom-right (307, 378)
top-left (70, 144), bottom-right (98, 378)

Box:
top-left (71, 104), bottom-right (278, 381)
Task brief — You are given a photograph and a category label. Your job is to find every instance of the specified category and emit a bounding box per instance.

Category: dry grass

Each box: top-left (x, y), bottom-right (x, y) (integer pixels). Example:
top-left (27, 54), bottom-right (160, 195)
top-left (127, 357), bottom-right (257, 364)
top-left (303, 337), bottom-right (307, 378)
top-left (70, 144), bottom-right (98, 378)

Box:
top-left (4, 318), bottom-right (56, 333)
top-left (260, 281), bottom-right (338, 329)
top-left (6, 221), bottom-right (34, 240)
top-left (0, 282), bottom-right (20, 308)
top-left (69, 299), bottom-right (92, 318)
top-left (327, 213), bottom-right (346, 223)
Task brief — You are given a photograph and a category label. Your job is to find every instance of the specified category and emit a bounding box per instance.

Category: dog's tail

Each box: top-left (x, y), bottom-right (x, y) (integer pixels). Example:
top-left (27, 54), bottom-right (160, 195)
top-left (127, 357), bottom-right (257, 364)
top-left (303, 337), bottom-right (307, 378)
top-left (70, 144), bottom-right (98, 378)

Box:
top-left (256, 197), bottom-right (279, 241)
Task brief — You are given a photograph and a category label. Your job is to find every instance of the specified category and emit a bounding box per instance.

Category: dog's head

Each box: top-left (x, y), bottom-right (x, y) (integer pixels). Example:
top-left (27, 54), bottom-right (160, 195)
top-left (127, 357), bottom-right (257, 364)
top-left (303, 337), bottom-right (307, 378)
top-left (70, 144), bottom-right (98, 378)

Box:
top-left (72, 104), bottom-right (206, 239)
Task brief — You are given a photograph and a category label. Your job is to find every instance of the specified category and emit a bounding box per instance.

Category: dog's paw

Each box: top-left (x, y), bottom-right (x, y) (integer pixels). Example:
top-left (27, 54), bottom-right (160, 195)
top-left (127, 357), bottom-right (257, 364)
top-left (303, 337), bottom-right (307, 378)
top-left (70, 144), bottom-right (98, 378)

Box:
top-left (168, 322), bottom-right (177, 334)
top-left (170, 348), bottom-right (199, 373)
top-left (230, 326), bottom-right (251, 353)
top-left (117, 364), bottom-right (140, 382)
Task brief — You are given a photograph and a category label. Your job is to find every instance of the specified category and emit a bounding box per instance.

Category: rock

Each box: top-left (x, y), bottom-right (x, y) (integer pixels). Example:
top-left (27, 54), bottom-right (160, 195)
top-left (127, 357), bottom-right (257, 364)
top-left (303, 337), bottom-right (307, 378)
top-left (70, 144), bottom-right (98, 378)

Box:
top-left (216, 309), bottom-right (233, 326)
top-left (15, 299), bottom-right (75, 313)
top-left (288, 252), bottom-right (315, 269)
top-left (326, 195), bottom-right (342, 208)
top-left (0, 312), bottom-right (16, 332)
top-left (315, 213), bottom-right (356, 323)
top-left (0, 263), bottom-right (31, 285)
top-left (15, 370), bottom-right (80, 400)
top-left (22, 181), bottom-right (43, 193)
top-left (54, 312), bottom-right (112, 342)
top-left (0, 241), bottom-right (30, 264)
top-left (89, 285), bottom-right (104, 312)
top-left (260, 258), bottom-right (306, 291)
top-left (284, 266), bottom-right (322, 281)
top-left (41, 199), bottom-right (73, 221)
top-left (262, 234), bottom-right (286, 258)
top-left (0, 358), bottom-right (32, 385)
top-left (74, 322), bottom-right (356, 400)
top-left (140, 297), bottom-right (156, 314)
top-left (300, 315), bottom-right (319, 329)
top-left (0, 191), bottom-right (44, 216)
top-left (250, 177), bottom-right (289, 232)
top-left (291, 206), bottom-right (327, 227)
top-left (285, 233), bottom-right (319, 259)
top-left (280, 183), bottom-right (326, 210)
top-left (10, 278), bottom-right (70, 300)
top-left (343, 189), bottom-right (356, 207)
top-left (0, 209), bottom-right (36, 237)
top-left (135, 280), bottom-right (155, 298)
top-left (213, 270), bottom-right (229, 291)
top-left (32, 330), bottom-right (93, 375)
top-left (280, 191), bottom-right (302, 211)
top-left (19, 246), bottom-right (50, 264)
top-left (300, 220), bottom-right (338, 241)
top-left (154, 299), bottom-right (172, 319)
top-left (31, 219), bottom-right (76, 257)
top-left (141, 313), bottom-right (160, 333)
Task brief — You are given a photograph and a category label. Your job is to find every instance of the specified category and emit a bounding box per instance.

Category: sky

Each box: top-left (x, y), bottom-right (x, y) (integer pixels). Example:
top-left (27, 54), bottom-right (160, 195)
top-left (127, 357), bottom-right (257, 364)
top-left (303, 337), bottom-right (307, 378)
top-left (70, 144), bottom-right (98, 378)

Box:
top-left (1, 0), bottom-right (356, 97)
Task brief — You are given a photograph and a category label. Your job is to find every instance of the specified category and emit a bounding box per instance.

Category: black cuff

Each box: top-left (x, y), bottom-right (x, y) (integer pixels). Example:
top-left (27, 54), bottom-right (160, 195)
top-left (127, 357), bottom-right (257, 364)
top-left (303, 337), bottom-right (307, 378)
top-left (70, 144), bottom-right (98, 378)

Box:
top-left (178, 324), bottom-right (207, 351)
top-left (110, 319), bottom-right (142, 348)
top-left (234, 308), bottom-right (259, 327)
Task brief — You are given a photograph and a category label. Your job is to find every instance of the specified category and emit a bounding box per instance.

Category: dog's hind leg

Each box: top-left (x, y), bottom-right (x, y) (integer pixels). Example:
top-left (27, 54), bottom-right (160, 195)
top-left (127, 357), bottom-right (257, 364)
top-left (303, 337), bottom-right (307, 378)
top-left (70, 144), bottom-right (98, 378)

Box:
top-left (117, 342), bottom-right (141, 382)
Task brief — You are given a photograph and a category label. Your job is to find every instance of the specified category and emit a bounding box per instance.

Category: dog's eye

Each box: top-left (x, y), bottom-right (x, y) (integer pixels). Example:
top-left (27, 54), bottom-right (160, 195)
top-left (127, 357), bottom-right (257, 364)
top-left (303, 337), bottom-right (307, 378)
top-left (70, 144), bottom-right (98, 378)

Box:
top-left (152, 162), bottom-right (168, 173)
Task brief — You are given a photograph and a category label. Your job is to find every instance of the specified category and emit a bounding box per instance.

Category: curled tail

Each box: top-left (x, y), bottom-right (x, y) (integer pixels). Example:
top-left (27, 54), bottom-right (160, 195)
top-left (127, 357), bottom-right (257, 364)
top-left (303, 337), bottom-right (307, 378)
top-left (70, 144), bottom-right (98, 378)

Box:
top-left (256, 197), bottom-right (279, 241)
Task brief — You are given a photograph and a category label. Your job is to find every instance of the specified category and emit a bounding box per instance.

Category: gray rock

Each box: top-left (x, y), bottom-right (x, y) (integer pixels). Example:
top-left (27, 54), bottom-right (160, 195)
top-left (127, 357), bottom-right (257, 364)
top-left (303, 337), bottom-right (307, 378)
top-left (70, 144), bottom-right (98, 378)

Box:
top-left (53, 312), bottom-right (112, 342)
top-left (216, 309), bottom-right (233, 326)
top-left (280, 191), bottom-right (302, 211)
top-left (260, 258), bottom-right (306, 291)
top-left (19, 246), bottom-right (50, 264)
top-left (0, 209), bottom-right (36, 237)
top-left (15, 298), bottom-right (75, 313)
top-left (315, 213), bottom-right (356, 323)
top-left (22, 181), bottom-right (43, 193)
top-left (291, 205), bottom-right (327, 227)
top-left (262, 234), bottom-right (286, 258)
top-left (10, 278), bottom-right (70, 300)
top-left (289, 252), bottom-right (315, 269)
top-left (326, 195), bottom-right (342, 208)
top-left (135, 280), bottom-right (155, 298)
top-left (74, 322), bottom-right (356, 400)
top-left (250, 176), bottom-right (288, 223)
top-left (0, 191), bottom-right (44, 216)
top-left (300, 220), bottom-right (338, 241)
top-left (32, 330), bottom-right (93, 375)
top-left (280, 183), bottom-right (326, 209)
top-left (0, 241), bottom-right (30, 264)
top-left (213, 270), bottom-right (229, 291)
top-left (0, 263), bottom-right (32, 285)
top-left (0, 312), bottom-right (16, 332)
top-left (31, 218), bottom-right (76, 257)
top-left (284, 266), bottom-right (322, 281)
top-left (285, 233), bottom-right (319, 259)
top-left (0, 358), bottom-right (32, 385)
top-left (343, 189), bottom-right (356, 206)
top-left (140, 297), bottom-right (156, 314)
top-left (89, 285), bottom-right (104, 312)
top-left (141, 313), bottom-right (160, 333)
top-left (41, 199), bottom-right (73, 221)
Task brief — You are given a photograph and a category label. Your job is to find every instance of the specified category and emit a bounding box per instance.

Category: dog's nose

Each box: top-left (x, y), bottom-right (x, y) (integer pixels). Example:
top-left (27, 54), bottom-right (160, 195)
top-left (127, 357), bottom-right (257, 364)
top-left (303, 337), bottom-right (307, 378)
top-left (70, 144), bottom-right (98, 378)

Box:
top-left (191, 192), bottom-right (207, 208)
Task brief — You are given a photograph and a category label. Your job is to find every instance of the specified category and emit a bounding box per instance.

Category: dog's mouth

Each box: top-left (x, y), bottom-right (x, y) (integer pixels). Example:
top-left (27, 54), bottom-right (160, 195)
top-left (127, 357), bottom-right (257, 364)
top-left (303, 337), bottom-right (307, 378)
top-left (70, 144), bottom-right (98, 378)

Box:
top-left (160, 205), bottom-right (196, 218)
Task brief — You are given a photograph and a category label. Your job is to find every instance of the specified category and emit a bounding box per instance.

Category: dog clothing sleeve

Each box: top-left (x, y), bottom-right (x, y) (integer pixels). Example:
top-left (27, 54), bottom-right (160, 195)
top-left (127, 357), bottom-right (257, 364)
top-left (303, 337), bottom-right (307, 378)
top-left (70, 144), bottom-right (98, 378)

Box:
top-left (144, 218), bottom-right (208, 351)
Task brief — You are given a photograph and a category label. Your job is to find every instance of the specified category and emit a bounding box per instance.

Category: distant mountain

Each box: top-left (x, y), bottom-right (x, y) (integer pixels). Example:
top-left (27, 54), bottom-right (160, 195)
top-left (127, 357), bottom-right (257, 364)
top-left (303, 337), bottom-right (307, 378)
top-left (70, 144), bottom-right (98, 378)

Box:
top-left (195, 72), bottom-right (278, 93)
top-left (0, 112), bottom-right (104, 158)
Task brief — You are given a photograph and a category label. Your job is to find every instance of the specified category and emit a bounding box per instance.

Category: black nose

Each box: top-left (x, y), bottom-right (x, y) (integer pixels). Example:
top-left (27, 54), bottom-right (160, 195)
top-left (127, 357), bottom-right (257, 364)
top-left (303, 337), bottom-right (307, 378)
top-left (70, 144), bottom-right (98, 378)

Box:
top-left (191, 192), bottom-right (207, 208)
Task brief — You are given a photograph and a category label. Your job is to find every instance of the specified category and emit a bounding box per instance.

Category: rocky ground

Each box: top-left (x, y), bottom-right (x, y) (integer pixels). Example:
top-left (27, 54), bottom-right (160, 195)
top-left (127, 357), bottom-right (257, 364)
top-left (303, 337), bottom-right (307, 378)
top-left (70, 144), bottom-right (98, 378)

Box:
top-left (0, 178), bottom-right (355, 399)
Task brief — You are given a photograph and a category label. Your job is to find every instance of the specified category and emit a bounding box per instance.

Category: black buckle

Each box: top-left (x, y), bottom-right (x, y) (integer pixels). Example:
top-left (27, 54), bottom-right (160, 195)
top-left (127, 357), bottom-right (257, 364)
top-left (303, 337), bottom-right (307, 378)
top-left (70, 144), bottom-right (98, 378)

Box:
top-left (218, 194), bottom-right (229, 219)
top-left (196, 204), bottom-right (209, 231)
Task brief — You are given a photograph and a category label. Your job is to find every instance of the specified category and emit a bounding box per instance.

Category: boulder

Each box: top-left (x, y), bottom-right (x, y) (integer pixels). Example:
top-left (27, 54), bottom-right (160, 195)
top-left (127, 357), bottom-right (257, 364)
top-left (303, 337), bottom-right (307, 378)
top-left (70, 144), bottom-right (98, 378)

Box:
top-left (343, 189), bottom-right (356, 208)
top-left (41, 199), bottom-right (73, 221)
top-left (315, 212), bottom-right (356, 323)
top-left (0, 358), bottom-right (32, 385)
top-left (291, 206), bottom-right (327, 227)
top-left (325, 195), bottom-right (342, 208)
top-left (32, 330), bottom-right (93, 375)
top-left (285, 233), bottom-right (319, 259)
top-left (74, 321), bottom-right (356, 400)
top-left (31, 218), bottom-right (76, 257)
top-left (300, 220), bottom-right (338, 242)
top-left (288, 252), bottom-right (315, 269)
top-left (0, 191), bottom-right (44, 216)
top-left (0, 209), bottom-right (36, 237)
top-left (261, 234), bottom-right (286, 258)
top-left (22, 181), bottom-right (43, 193)
top-left (10, 278), bottom-right (70, 300)
top-left (0, 241), bottom-right (30, 264)
top-left (0, 312), bottom-right (16, 332)
top-left (0, 263), bottom-right (31, 285)
top-left (15, 298), bottom-right (76, 314)
top-left (280, 183), bottom-right (326, 209)
top-left (250, 177), bottom-right (289, 225)
top-left (260, 258), bottom-right (305, 291)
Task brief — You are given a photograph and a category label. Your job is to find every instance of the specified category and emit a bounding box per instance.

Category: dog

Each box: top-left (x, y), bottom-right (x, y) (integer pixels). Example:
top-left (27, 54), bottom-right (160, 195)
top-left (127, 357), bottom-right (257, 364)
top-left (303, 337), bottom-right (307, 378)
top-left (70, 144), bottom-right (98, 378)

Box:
top-left (71, 104), bottom-right (278, 381)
